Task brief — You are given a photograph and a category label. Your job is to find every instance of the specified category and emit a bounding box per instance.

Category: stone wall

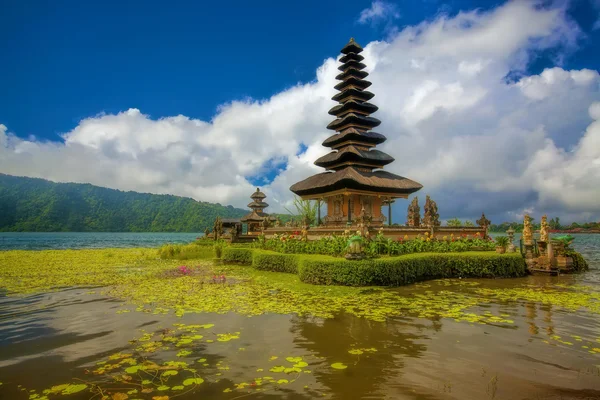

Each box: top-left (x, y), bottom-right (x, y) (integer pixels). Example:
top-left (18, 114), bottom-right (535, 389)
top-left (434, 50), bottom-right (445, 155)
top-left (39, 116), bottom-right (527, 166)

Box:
top-left (263, 226), bottom-right (487, 241)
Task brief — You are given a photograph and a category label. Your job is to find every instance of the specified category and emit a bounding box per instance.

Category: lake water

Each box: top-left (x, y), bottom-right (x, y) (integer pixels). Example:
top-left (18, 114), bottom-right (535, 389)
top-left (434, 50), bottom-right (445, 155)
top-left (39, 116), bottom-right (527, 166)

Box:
top-left (0, 232), bottom-right (202, 250)
top-left (0, 234), bottom-right (599, 399)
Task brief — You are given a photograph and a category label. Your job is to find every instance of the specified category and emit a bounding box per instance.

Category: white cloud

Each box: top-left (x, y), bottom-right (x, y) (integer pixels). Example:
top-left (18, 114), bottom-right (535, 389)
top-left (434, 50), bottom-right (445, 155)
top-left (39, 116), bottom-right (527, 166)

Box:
top-left (1, 0), bottom-right (599, 223)
top-left (358, 1), bottom-right (400, 25)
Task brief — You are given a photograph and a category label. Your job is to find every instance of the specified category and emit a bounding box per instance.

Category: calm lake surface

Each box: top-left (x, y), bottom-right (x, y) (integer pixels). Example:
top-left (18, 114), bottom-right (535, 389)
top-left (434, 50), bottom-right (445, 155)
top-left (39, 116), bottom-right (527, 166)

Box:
top-left (0, 232), bottom-right (202, 250)
top-left (1, 234), bottom-right (599, 399)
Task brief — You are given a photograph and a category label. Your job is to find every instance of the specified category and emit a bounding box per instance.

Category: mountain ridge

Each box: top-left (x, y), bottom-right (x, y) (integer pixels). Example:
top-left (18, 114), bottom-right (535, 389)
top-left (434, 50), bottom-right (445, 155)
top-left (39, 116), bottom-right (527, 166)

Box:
top-left (0, 174), bottom-right (248, 232)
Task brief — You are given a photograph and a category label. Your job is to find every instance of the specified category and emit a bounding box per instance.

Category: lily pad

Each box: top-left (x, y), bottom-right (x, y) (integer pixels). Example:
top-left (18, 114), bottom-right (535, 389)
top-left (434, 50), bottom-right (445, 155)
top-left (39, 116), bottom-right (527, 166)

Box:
top-left (331, 362), bottom-right (348, 370)
top-left (183, 378), bottom-right (204, 386)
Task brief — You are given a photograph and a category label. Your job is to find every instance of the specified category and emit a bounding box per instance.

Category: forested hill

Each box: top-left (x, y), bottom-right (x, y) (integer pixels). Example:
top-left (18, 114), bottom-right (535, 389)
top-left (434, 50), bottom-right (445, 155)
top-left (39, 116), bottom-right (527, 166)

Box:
top-left (0, 174), bottom-right (248, 232)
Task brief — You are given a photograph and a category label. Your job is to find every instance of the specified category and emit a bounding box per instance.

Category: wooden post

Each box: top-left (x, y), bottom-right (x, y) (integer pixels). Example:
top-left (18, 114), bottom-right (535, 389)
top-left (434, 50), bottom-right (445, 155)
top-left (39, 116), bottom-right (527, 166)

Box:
top-left (348, 197), bottom-right (352, 224)
top-left (388, 201), bottom-right (392, 226)
top-left (317, 199), bottom-right (321, 226)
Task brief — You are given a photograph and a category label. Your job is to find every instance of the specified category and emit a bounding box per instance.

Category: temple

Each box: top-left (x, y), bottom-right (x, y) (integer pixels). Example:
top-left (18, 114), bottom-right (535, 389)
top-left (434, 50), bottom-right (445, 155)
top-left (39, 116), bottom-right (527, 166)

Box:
top-left (240, 188), bottom-right (276, 234)
top-left (290, 38), bottom-right (422, 227)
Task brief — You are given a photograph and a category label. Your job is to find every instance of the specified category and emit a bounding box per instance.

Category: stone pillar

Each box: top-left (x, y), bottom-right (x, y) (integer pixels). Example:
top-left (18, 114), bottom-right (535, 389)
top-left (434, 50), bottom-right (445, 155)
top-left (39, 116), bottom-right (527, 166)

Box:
top-left (506, 228), bottom-right (516, 253)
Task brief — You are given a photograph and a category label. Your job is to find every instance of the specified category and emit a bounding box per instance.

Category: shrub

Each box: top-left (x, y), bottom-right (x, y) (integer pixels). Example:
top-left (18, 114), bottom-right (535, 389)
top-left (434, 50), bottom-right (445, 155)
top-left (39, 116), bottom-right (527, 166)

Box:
top-left (494, 236), bottom-right (509, 247)
top-left (298, 252), bottom-right (526, 286)
top-left (253, 251), bottom-right (300, 273)
top-left (565, 250), bottom-right (589, 272)
top-left (222, 248), bottom-right (253, 265)
top-left (214, 242), bottom-right (224, 259)
top-left (157, 243), bottom-right (214, 260)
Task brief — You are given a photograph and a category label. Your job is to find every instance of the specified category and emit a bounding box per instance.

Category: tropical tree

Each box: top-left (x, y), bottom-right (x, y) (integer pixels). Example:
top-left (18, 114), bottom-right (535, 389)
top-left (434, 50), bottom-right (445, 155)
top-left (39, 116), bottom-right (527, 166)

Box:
top-left (284, 196), bottom-right (318, 226)
top-left (446, 218), bottom-right (462, 227)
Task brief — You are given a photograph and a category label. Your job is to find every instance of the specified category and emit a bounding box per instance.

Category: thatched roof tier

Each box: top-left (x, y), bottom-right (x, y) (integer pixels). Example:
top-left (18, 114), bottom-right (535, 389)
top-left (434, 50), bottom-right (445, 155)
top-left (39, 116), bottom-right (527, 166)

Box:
top-left (334, 77), bottom-right (372, 91)
top-left (247, 200), bottom-right (269, 209)
top-left (335, 68), bottom-right (368, 81)
top-left (328, 101), bottom-right (378, 117)
top-left (315, 146), bottom-right (393, 170)
top-left (326, 113), bottom-right (381, 131)
top-left (338, 60), bottom-right (366, 72)
top-left (250, 188), bottom-right (266, 200)
top-left (289, 37), bottom-right (422, 200)
top-left (341, 38), bottom-right (363, 54)
top-left (290, 167), bottom-right (422, 198)
top-left (340, 52), bottom-right (364, 63)
top-left (332, 88), bottom-right (374, 103)
top-left (322, 128), bottom-right (386, 148)
top-left (240, 210), bottom-right (276, 223)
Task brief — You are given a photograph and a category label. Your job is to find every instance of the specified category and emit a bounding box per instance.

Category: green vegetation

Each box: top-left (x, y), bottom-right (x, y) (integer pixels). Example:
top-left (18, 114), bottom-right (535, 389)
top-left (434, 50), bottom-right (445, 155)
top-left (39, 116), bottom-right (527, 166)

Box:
top-left (258, 231), bottom-right (496, 257)
top-left (212, 248), bottom-right (526, 286)
top-left (0, 173), bottom-right (247, 232)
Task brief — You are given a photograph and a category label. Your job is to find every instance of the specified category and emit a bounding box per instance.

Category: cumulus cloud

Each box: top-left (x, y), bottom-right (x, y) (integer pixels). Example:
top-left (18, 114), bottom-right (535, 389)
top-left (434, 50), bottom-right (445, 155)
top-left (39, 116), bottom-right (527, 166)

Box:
top-left (1, 0), bottom-right (599, 223)
top-left (358, 1), bottom-right (400, 25)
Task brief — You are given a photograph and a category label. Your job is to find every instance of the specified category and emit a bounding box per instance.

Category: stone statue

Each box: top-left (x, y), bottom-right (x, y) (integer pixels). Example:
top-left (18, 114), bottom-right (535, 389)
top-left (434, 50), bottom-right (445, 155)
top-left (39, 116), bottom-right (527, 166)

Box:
top-left (523, 214), bottom-right (533, 245)
top-left (476, 213), bottom-right (491, 237)
top-left (423, 195), bottom-right (440, 227)
top-left (540, 215), bottom-right (549, 242)
top-left (261, 216), bottom-right (270, 231)
top-left (213, 217), bottom-right (224, 240)
top-left (407, 197), bottom-right (420, 227)
top-left (230, 223), bottom-right (239, 238)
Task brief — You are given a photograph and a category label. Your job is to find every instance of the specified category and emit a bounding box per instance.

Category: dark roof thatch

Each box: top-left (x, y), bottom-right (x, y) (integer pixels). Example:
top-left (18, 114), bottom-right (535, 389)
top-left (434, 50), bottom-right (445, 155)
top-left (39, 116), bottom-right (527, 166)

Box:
top-left (289, 37), bottom-right (423, 198)
top-left (290, 167), bottom-right (422, 197)
top-left (332, 88), bottom-right (374, 103)
top-left (240, 211), bottom-right (277, 222)
top-left (326, 113), bottom-right (381, 131)
top-left (341, 38), bottom-right (363, 55)
top-left (248, 200), bottom-right (269, 209)
top-left (250, 188), bottom-right (266, 200)
top-left (322, 128), bottom-right (386, 148)
top-left (340, 52), bottom-right (364, 63)
top-left (315, 146), bottom-right (394, 169)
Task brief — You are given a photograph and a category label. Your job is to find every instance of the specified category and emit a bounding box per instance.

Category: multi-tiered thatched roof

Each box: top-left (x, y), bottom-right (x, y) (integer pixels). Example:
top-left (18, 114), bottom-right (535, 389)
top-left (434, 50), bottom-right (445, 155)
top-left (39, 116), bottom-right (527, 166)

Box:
top-left (290, 38), bottom-right (422, 199)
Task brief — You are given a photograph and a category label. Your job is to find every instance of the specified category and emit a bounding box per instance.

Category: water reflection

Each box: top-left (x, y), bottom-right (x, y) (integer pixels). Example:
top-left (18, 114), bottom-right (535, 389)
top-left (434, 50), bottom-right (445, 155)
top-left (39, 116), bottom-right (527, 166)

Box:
top-left (290, 313), bottom-right (430, 399)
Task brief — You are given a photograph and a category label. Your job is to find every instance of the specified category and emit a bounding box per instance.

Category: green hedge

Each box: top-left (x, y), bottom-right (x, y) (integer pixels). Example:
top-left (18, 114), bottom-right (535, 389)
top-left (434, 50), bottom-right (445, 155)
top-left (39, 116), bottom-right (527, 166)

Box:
top-left (298, 252), bottom-right (526, 286)
top-left (222, 248), bottom-right (254, 264)
top-left (253, 251), bottom-right (300, 273)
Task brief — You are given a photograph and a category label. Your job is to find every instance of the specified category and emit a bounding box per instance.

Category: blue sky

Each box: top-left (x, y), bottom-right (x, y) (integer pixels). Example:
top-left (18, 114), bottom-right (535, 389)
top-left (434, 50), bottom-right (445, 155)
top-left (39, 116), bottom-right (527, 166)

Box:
top-left (2, 0), bottom-right (598, 140)
top-left (1, 0), bottom-right (600, 223)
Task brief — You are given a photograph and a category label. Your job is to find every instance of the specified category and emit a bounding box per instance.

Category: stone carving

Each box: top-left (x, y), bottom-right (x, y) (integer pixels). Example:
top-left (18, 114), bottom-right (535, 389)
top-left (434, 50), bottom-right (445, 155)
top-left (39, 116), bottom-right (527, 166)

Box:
top-left (540, 215), bottom-right (549, 242)
top-left (213, 217), bottom-right (224, 240)
top-left (274, 217), bottom-right (281, 227)
top-left (230, 223), bottom-right (239, 238)
top-left (522, 214), bottom-right (533, 245)
top-left (261, 216), bottom-right (271, 231)
top-left (422, 195), bottom-right (440, 227)
top-left (476, 213), bottom-right (491, 237)
top-left (506, 227), bottom-right (516, 253)
top-left (407, 197), bottom-right (420, 227)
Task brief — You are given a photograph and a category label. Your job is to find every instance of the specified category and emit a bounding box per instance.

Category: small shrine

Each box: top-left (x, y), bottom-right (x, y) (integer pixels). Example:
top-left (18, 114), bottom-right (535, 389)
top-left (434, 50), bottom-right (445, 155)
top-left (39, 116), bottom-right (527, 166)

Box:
top-left (290, 38), bottom-right (422, 227)
top-left (240, 188), bottom-right (277, 235)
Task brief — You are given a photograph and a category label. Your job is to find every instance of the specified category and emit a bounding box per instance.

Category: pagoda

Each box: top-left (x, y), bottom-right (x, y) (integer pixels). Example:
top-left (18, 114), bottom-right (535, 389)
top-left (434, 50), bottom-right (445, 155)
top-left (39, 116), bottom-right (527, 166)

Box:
top-left (241, 188), bottom-right (277, 234)
top-left (290, 38), bottom-right (422, 227)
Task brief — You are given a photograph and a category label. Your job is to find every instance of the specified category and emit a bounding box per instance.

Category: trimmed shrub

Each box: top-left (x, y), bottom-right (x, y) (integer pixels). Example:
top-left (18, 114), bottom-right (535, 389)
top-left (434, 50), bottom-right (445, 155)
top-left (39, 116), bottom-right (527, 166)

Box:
top-left (298, 252), bottom-right (526, 286)
top-left (222, 248), bottom-right (253, 265)
top-left (253, 251), bottom-right (300, 273)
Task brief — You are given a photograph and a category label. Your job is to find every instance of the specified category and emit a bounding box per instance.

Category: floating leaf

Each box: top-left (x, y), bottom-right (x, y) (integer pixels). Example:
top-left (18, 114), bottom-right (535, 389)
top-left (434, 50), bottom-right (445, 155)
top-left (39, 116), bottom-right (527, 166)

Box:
top-left (269, 366), bottom-right (285, 373)
top-left (176, 350), bottom-right (192, 357)
top-left (161, 370), bottom-right (178, 377)
top-left (183, 378), bottom-right (204, 386)
top-left (277, 379), bottom-right (289, 384)
top-left (196, 358), bottom-right (207, 363)
top-left (331, 363), bottom-right (348, 370)
top-left (293, 361), bottom-right (308, 368)
top-left (223, 388), bottom-right (232, 393)
top-left (171, 386), bottom-right (184, 391)
top-left (111, 393), bottom-right (128, 400)
top-left (269, 356), bottom-right (278, 361)
top-left (285, 357), bottom-right (302, 363)
top-left (62, 384), bottom-right (88, 395)
top-left (348, 349), bottom-right (363, 355)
